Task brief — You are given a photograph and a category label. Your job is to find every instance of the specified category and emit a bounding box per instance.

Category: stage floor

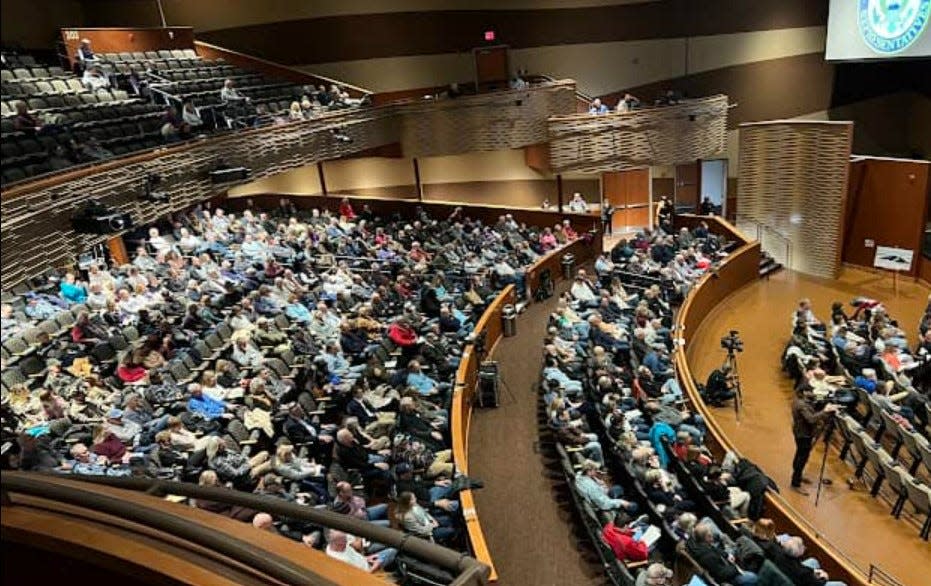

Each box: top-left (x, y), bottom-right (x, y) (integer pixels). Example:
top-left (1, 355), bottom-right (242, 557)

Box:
top-left (686, 267), bottom-right (930, 585)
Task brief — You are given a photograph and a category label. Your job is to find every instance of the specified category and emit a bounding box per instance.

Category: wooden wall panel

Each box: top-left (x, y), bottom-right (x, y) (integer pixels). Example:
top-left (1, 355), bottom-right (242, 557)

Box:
top-left (736, 121), bottom-right (853, 279)
top-left (422, 179), bottom-right (555, 207)
top-left (548, 95), bottom-right (729, 174)
top-left (842, 157), bottom-right (929, 276)
top-left (523, 143), bottom-right (551, 174)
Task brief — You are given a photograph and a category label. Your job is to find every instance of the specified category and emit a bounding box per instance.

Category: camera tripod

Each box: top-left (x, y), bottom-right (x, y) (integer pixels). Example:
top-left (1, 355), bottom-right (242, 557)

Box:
top-left (814, 410), bottom-right (838, 508)
top-left (723, 350), bottom-right (744, 424)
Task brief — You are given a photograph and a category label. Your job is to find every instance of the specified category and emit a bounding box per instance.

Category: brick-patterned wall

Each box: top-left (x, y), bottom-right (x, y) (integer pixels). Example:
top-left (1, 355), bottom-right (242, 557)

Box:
top-left (736, 121), bottom-right (853, 279)
top-left (1, 81), bottom-right (578, 288)
top-left (547, 95), bottom-right (730, 174)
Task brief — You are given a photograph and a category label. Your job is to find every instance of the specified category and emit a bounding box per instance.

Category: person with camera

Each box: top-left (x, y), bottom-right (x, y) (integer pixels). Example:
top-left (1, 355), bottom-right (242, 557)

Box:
top-left (790, 387), bottom-right (839, 495)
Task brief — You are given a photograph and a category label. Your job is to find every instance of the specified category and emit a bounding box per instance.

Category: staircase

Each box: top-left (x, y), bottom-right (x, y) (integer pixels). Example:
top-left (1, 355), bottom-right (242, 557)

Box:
top-left (759, 251), bottom-right (783, 279)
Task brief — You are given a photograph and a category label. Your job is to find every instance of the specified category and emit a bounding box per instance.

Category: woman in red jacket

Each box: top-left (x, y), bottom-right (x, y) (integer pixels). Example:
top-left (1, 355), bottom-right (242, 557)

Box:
top-left (388, 319), bottom-right (418, 348)
top-left (338, 197), bottom-right (356, 220)
top-left (601, 512), bottom-right (649, 562)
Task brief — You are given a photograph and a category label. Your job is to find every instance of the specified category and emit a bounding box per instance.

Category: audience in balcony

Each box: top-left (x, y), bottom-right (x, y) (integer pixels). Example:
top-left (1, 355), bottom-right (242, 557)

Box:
top-left (567, 192), bottom-right (590, 213)
top-left (182, 101), bottom-right (204, 130)
top-left (81, 66), bottom-right (111, 90)
top-left (589, 98), bottom-right (609, 114)
top-left (75, 39), bottom-right (99, 68)
top-left (616, 93), bottom-right (641, 113)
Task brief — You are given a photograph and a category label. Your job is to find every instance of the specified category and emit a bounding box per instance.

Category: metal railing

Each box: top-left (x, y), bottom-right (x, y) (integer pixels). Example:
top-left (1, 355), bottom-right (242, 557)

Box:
top-left (2, 472), bottom-right (490, 586)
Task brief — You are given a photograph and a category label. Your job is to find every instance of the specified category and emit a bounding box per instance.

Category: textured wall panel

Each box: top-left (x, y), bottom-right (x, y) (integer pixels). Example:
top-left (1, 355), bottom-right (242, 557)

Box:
top-left (547, 94), bottom-right (729, 174)
top-left (1, 81), bottom-right (578, 288)
top-left (399, 81), bottom-right (577, 158)
top-left (736, 121), bottom-right (853, 279)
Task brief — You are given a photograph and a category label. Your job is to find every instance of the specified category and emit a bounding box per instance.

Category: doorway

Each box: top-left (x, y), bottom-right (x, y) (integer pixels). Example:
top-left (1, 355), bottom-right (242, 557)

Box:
top-left (700, 158), bottom-right (728, 216)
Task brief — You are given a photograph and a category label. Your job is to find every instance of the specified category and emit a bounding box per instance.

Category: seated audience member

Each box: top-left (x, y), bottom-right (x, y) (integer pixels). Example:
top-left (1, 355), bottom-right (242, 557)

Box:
top-left (635, 563), bottom-right (674, 586)
top-left (687, 522), bottom-right (758, 584)
top-left (589, 98), bottom-right (609, 114)
top-left (81, 66), bottom-right (110, 90)
top-left (75, 38), bottom-right (99, 66)
top-left (778, 536), bottom-right (847, 586)
top-left (568, 192), bottom-right (590, 213)
top-left (182, 101), bottom-right (204, 129)
top-left (325, 530), bottom-right (396, 573)
top-left (575, 459), bottom-right (638, 515)
top-left (616, 93), bottom-right (641, 112)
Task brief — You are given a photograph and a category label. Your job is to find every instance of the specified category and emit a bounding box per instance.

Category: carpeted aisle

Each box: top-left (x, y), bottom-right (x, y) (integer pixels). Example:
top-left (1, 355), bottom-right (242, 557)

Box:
top-left (468, 282), bottom-right (605, 586)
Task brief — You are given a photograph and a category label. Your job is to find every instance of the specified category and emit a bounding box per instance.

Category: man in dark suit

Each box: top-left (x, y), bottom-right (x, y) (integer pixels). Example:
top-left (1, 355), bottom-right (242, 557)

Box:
top-left (601, 198), bottom-right (616, 236)
top-left (686, 523), bottom-right (759, 584)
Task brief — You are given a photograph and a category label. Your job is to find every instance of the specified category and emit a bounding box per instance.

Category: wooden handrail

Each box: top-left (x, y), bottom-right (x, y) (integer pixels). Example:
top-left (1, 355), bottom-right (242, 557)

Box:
top-left (2, 472), bottom-right (379, 586)
top-left (2, 471), bottom-right (489, 585)
top-left (671, 216), bottom-right (871, 586)
top-left (452, 284), bottom-right (516, 583)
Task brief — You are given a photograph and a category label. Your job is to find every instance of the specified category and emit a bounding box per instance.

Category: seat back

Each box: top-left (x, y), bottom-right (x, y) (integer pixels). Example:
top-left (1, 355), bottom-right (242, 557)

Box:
top-left (903, 476), bottom-right (931, 514)
top-left (881, 461), bottom-right (907, 495)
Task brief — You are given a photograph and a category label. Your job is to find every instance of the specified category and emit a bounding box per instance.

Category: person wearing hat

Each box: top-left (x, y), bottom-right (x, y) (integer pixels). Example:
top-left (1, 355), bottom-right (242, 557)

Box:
top-left (104, 407), bottom-right (142, 445)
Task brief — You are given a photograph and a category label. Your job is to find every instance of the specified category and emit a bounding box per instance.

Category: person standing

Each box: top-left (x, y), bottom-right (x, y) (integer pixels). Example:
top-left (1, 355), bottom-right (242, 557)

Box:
top-left (602, 198), bottom-right (616, 236)
top-left (790, 388), bottom-right (838, 494)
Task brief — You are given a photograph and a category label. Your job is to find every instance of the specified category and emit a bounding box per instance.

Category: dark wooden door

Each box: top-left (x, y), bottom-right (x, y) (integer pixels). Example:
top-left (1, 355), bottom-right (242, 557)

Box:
top-left (675, 162), bottom-right (700, 214)
top-left (474, 45), bottom-right (509, 91)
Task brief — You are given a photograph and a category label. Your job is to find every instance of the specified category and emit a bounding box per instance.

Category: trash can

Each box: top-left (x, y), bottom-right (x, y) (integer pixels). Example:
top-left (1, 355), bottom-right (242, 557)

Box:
top-left (561, 253), bottom-right (575, 280)
top-left (502, 304), bottom-right (517, 337)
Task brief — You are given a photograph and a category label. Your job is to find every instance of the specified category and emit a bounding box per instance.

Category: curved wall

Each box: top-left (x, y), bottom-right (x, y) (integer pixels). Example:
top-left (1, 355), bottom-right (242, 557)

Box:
top-left (672, 214), bottom-right (869, 586)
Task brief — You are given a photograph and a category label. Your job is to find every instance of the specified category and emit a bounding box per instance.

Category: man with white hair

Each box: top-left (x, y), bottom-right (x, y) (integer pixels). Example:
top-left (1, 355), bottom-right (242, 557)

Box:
top-left (635, 563), bottom-right (674, 586)
top-left (686, 522), bottom-right (758, 584)
top-left (325, 529), bottom-right (396, 573)
top-left (778, 536), bottom-right (846, 586)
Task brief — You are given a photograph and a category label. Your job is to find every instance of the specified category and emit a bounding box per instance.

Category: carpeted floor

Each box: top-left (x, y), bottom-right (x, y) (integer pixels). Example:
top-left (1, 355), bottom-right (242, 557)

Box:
top-left (468, 280), bottom-right (606, 586)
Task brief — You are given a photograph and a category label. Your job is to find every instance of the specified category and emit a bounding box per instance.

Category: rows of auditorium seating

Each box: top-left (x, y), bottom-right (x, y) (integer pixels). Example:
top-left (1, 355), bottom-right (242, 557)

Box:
top-left (541, 227), bottom-right (853, 584)
top-left (0, 43), bottom-right (355, 185)
top-left (1, 49), bottom-right (177, 183)
top-left (784, 300), bottom-right (931, 540)
top-left (0, 200), bottom-right (582, 580)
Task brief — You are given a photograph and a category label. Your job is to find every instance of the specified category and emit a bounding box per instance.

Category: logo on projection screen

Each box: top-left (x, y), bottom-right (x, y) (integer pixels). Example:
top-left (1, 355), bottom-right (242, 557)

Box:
top-left (858, 0), bottom-right (931, 54)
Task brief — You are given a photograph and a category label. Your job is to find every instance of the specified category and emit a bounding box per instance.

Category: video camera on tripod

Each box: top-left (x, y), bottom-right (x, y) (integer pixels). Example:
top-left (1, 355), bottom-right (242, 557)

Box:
top-left (720, 330), bottom-right (744, 354)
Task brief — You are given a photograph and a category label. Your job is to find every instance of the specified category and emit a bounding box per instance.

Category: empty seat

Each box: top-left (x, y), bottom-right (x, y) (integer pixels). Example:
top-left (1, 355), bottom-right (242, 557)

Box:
top-left (13, 68), bottom-right (32, 79)
top-left (1, 366), bottom-right (28, 388)
top-left (882, 461), bottom-right (911, 518)
top-left (902, 475), bottom-right (931, 540)
top-left (863, 442), bottom-right (893, 496)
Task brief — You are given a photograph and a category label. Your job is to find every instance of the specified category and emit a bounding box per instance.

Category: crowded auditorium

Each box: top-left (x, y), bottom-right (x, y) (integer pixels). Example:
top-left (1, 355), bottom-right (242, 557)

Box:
top-left (1, 1), bottom-right (929, 585)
